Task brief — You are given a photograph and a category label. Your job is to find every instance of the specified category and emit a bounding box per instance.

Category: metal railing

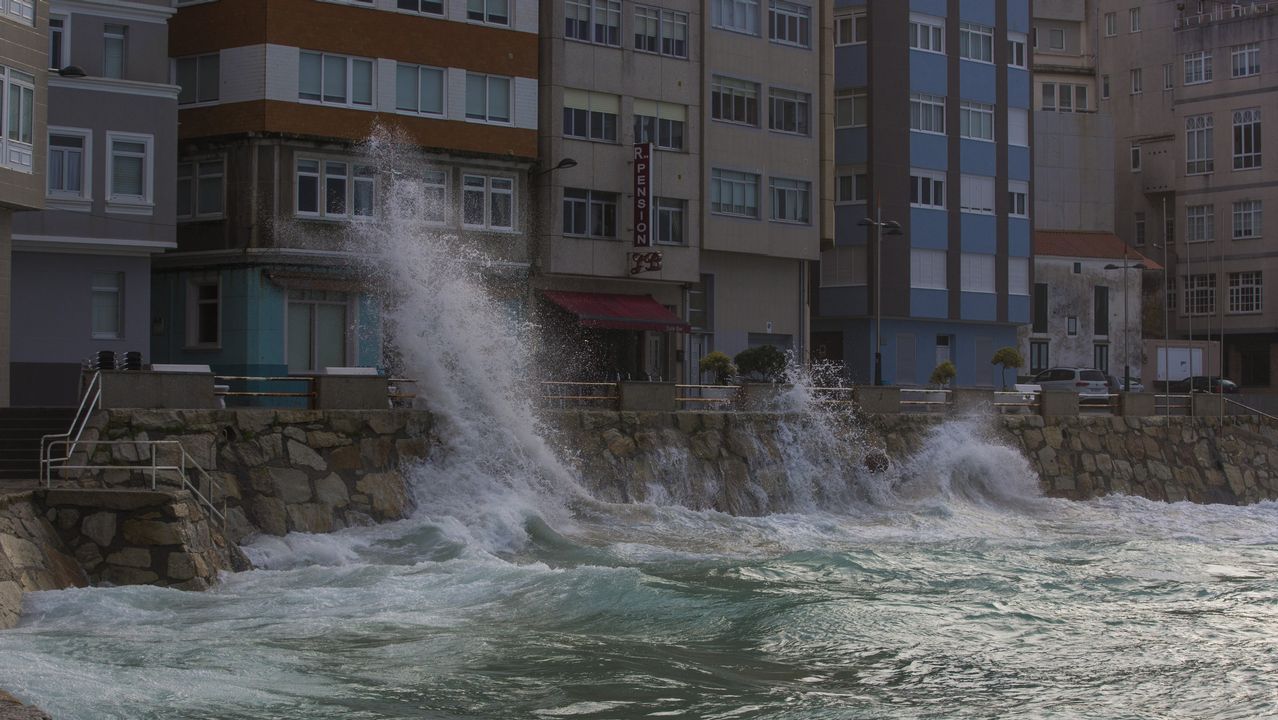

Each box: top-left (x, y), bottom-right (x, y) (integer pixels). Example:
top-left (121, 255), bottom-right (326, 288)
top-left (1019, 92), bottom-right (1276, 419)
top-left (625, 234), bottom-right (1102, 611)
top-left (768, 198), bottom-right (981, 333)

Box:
top-left (39, 370), bottom-right (103, 476)
top-left (1225, 396), bottom-right (1278, 421)
top-left (1079, 393), bottom-right (1121, 415)
top-left (1156, 393), bottom-right (1194, 416)
top-left (993, 390), bottom-right (1041, 413)
top-left (214, 375), bottom-right (316, 404)
top-left (388, 377), bottom-right (418, 406)
top-left (1175, 2), bottom-right (1273, 28)
top-left (900, 388), bottom-right (952, 413)
top-left (539, 381), bottom-right (620, 409)
top-left (40, 438), bottom-right (226, 526)
top-left (676, 384), bottom-right (739, 410)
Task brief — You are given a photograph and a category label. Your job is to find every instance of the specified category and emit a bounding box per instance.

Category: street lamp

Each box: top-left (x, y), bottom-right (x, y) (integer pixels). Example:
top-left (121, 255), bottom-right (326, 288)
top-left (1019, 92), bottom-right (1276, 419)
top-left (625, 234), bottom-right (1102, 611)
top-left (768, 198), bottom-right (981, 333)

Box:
top-left (533, 157), bottom-right (578, 177)
top-left (859, 210), bottom-right (902, 386)
top-left (1104, 255), bottom-right (1148, 392)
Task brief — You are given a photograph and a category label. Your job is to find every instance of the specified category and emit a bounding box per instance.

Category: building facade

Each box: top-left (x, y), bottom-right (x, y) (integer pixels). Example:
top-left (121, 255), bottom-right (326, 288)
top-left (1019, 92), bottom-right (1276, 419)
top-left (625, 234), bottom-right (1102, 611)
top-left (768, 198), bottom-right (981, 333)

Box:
top-left (10, 0), bottom-right (177, 406)
top-left (155, 0), bottom-right (538, 385)
top-left (535, 0), bottom-right (830, 383)
top-left (1095, 0), bottom-right (1278, 389)
top-left (814, 0), bottom-right (1033, 388)
top-left (0, 0), bottom-right (48, 406)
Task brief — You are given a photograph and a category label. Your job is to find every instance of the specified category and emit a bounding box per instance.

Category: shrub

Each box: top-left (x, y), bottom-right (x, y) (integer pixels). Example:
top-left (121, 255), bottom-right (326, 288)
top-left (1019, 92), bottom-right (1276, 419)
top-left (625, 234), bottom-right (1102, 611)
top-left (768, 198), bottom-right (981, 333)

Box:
top-left (990, 346), bottom-right (1025, 389)
top-left (930, 360), bottom-right (957, 387)
top-left (734, 345), bottom-right (788, 382)
top-left (699, 351), bottom-right (737, 385)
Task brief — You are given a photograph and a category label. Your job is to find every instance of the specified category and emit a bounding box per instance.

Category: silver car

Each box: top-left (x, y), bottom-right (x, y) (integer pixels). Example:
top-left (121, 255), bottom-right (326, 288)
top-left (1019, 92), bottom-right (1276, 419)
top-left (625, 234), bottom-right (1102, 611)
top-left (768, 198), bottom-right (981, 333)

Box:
top-left (1031, 367), bottom-right (1111, 397)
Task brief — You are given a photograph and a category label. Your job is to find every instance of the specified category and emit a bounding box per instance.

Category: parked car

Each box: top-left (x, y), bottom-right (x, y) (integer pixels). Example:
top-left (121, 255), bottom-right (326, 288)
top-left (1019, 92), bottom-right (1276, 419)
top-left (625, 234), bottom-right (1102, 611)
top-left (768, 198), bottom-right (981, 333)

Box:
top-left (1167, 376), bottom-right (1240, 394)
top-left (1031, 368), bottom-right (1111, 397)
top-left (1106, 375), bottom-right (1145, 393)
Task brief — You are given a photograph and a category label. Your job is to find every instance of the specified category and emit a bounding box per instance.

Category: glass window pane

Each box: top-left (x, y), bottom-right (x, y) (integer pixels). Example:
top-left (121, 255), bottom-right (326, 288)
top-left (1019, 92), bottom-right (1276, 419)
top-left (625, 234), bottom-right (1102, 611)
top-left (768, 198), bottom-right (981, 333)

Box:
top-left (352, 60), bottom-right (372, 105)
top-left (396, 65), bottom-right (418, 111)
top-left (466, 74), bottom-right (486, 117)
top-left (488, 77), bottom-right (510, 121)
top-left (420, 68), bottom-right (443, 114)
top-left (287, 303), bottom-right (313, 373)
top-left (316, 303), bottom-right (347, 370)
top-left (299, 52), bottom-right (322, 100)
top-left (323, 55), bottom-right (347, 102)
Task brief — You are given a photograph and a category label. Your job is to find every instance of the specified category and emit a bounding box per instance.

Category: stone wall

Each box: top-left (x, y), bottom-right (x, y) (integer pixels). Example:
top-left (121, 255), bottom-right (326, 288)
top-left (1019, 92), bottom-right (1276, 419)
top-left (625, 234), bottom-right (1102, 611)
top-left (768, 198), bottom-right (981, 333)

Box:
top-left (81, 409), bottom-right (433, 541)
top-left (0, 493), bottom-right (85, 630)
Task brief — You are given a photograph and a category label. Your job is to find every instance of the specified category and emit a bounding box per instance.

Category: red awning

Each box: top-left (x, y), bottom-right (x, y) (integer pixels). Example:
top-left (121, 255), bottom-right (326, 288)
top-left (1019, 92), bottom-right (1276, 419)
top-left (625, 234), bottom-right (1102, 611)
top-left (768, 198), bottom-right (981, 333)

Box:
top-left (542, 290), bottom-right (691, 333)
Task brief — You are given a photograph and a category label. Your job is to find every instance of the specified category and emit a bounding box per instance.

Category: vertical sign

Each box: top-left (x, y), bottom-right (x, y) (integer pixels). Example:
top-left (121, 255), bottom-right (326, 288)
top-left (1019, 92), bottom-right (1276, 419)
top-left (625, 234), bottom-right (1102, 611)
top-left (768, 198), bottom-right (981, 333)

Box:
top-left (633, 142), bottom-right (653, 248)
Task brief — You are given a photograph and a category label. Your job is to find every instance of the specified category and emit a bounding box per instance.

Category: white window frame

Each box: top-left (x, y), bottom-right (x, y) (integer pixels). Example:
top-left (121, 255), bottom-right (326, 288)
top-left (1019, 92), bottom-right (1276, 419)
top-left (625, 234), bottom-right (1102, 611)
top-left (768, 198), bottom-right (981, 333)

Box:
top-left (1233, 199), bottom-right (1263, 239)
top-left (634, 4), bottom-right (689, 58)
top-left (294, 157), bottom-right (376, 221)
top-left (909, 92), bottom-right (945, 135)
top-left (1129, 7), bottom-right (1141, 32)
top-left (103, 24), bottom-right (127, 79)
top-left (1183, 273), bottom-right (1217, 316)
top-left (909, 13), bottom-right (944, 53)
top-left (1104, 12), bottom-right (1116, 37)
top-left (960, 174), bottom-right (995, 215)
top-left (177, 157), bottom-right (226, 221)
top-left (467, 0), bottom-right (510, 26)
top-left (911, 248), bottom-right (947, 290)
top-left (710, 168), bottom-right (760, 219)
top-left (822, 247), bottom-right (868, 288)
top-left (768, 0), bottom-right (811, 49)
top-left (395, 63), bottom-right (446, 117)
top-left (1102, 74), bottom-right (1111, 99)
top-left (633, 100), bottom-right (686, 151)
top-left (1008, 107), bottom-right (1029, 146)
top-left (835, 88), bottom-right (868, 129)
top-left (768, 87), bottom-right (811, 135)
top-left (712, 0), bottom-right (760, 36)
top-left (1228, 271), bottom-right (1263, 314)
top-left (465, 72), bottom-right (512, 124)
top-left (1008, 180), bottom-right (1029, 218)
top-left (1184, 51), bottom-right (1213, 85)
top-left (835, 10), bottom-right (868, 46)
top-left (1049, 27), bottom-right (1064, 50)
top-left (1009, 256), bottom-right (1030, 295)
top-left (711, 75), bottom-right (760, 126)
top-left (90, 272), bottom-right (124, 341)
top-left (1232, 43), bottom-right (1260, 78)
top-left (836, 167), bottom-right (868, 205)
top-left (1130, 67), bottom-right (1143, 95)
top-left (4, 0), bottom-right (34, 25)
top-left (1186, 113), bottom-right (1214, 175)
top-left (654, 197), bottom-right (686, 245)
top-left (910, 168), bottom-right (945, 210)
top-left (1186, 204), bottom-right (1215, 243)
top-left (961, 252), bottom-right (996, 293)
top-left (175, 53), bottom-right (220, 106)
top-left (298, 51), bottom-right (375, 109)
top-left (1008, 32), bottom-right (1027, 68)
top-left (0, 66), bottom-right (35, 172)
top-left (566, 0), bottom-right (620, 46)
top-left (959, 101), bottom-right (995, 141)
top-left (1233, 108), bottom-right (1262, 170)
top-left (285, 289), bottom-right (354, 374)
top-left (1163, 63), bottom-right (1174, 90)
top-left (46, 126), bottom-right (92, 204)
top-left (959, 21), bottom-right (994, 63)
top-left (462, 173), bottom-right (516, 231)
top-left (563, 89), bottom-right (620, 143)
top-left (185, 275), bottom-right (221, 349)
top-left (49, 14), bottom-right (68, 70)
top-left (1130, 143), bottom-right (1142, 172)
top-left (769, 176), bottom-right (811, 224)
top-left (105, 131), bottom-right (154, 213)
top-left (396, 0), bottom-right (445, 17)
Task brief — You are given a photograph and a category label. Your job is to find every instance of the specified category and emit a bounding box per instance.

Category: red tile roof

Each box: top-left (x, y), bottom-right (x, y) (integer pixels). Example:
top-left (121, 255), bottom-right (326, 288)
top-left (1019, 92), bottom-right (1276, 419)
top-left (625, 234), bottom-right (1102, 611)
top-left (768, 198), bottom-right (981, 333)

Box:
top-left (1034, 230), bottom-right (1163, 270)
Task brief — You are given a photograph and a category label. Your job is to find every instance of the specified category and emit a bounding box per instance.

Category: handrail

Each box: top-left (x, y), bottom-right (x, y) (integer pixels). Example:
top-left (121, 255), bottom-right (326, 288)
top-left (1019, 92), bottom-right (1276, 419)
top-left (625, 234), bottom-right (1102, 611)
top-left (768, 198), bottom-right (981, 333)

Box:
top-left (39, 370), bottom-right (103, 481)
top-left (1224, 397), bottom-right (1278, 422)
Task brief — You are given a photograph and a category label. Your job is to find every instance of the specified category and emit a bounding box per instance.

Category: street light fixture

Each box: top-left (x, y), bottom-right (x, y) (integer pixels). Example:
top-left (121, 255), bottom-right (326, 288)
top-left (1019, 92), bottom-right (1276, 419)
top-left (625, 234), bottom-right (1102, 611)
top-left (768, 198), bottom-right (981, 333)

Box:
top-left (859, 211), bottom-right (903, 386)
top-left (1104, 256), bottom-right (1147, 392)
top-left (534, 157), bottom-right (578, 177)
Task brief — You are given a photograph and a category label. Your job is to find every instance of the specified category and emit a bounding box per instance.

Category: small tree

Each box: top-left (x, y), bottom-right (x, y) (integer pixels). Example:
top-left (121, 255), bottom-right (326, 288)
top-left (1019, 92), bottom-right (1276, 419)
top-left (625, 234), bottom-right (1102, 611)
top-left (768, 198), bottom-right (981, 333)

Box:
top-left (990, 346), bottom-right (1025, 389)
top-left (734, 345), bottom-right (787, 382)
top-left (930, 360), bottom-right (957, 388)
top-left (699, 351), bottom-right (737, 385)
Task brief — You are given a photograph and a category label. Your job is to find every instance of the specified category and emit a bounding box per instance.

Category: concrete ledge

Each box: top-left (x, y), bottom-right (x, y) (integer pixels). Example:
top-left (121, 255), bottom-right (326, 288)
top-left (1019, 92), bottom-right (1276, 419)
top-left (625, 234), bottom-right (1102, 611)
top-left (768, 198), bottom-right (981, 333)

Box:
top-left (1120, 392), bottom-right (1156, 417)
top-left (619, 382), bottom-right (677, 412)
top-left (1192, 392), bottom-right (1225, 417)
top-left (854, 386), bottom-right (900, 413)
top-left (315, 375), bottom-right (387, 410)
top-left (737, 383), bottom-right (791, 411)
top-left (1039, 390), bottom-right (1079, 416)
top-left (950, 389), bottom-right (994, 414)
top-left (99, 371), bottom-right (217, 409)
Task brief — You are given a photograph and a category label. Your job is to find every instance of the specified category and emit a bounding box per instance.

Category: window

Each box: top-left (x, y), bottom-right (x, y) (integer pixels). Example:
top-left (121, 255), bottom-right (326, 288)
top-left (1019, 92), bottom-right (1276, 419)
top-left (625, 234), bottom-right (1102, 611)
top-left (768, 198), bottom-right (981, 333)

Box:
top-left (1129, 7), bottom-right (1141, 32)
top-left (769, 88), bottom-right (810, 135)
top-left (837, 10), bottom-right (869, 46)
top-left (567, 0), bottom-right (620, 45)
top-left (1134, 212), bottom-right (1146, 246)
top-left (634, 100), bottom-right (686, 150)
top-left (463, 174), bottom-right (515, 230)
top-left (959, 101), bottom-right (994, 141)
top-left (108, 133), bottom-right (152, 205)
top-left (836, 89), bottom-right (868, 129)
top-left (299, 52), bottom-right (374, 107)
top-left (768, 0), bottom-right (810, 48)
top-left (909, 14), bottom-right (943, 53)
top-left (1183, 273), bottom-right (1217, 315)
top-left (1067, 316), bottom-right (1078, 335)
top-left (563, 188), bottom-right (617, 238)
top-left (1033, 282), bottom-right (1048, 333)
top-left (4, 0), bottom-right (33, 24)
top-left (418, 169), bottom-right (447, 224)
top-left (634, 5), bottom-right (688, 58)
top-left (1077, 83), bottom-right (1091, 110)
top-left (465, 73), bottom-right (511, 123)
top-left (49, 16), bottom-right (65, 69)
top-left (1102, 75), bottom-right (1111, 99)
top-left (1094, 344), bottom-right (1109, 373)
top-left (1232, 43), bottom-right (1260, 78)
top-left (1041, 83), bottom-right (1087, 111)
top-left (563, 89), bottom-right (619, 142)
top-left (1186, 204), bottom-right (1215, 242)
top-left (91, 272), bottom-right (123, 340)
top-left (710, 168), bottom-right (759, 218)
top-left (397, 0), bottom-right (444, 15)
top-left (186, 277), bottom-right (220, 348)
top-left (960, 175), bottom-right (994, 215)
top-left (1234, 200), bottom-right (1262, 239)
top-left (1030, 340), bottom-right (1049, 374)
top-left (1186, 114), bottom-right (1214, 174)
top-left (822, 247), bottom-right (868, 287)
top-left (395, 64), bottom-right (444, 116)
top-left (176, 54), bottom-right (220, 105)
top-left (1233, 108), bottom-right (1262, 170)
top-left (1104, 12), bottom-right (1116, 36)
top-left (1163, 63), bottom-right (1174, 90)
top-left (910, 169), bottom-right (945, 209)
top-left (1229, 271), bottom-right (1263, 313)
top-left (711, 76), bottom-right (759, 126)
top-left (287, 289), bottom-right (349, 374)
top-left (959, 22), bottom-right (994, 62)
top-left (1008, 32), bottom-right (1027, 68)
top-left (911, 249), bottom-right (947, 290)
top-left (1008, 108), bottom-right (1028, 146)
top-left (1008, 180), bottom-right (1028, 218)
top-left (47, 131), bottom-right (88, 198)
top-left (961, 253), bottom-right (996, 293)
top-left (1130, 68), bottom-right (1142, 94)
top-left (1185, 51), bottom-right (1212, 85)
top-left (712, 0), bottom-right (760, 36)
top-left (1049, 28), bottom-right (1064, 50)
top-left (655, 198), bottom-right (686, 245)
top-left (176, 159), bottom-right (224, 219)
top-left (770, 177), bottom-right (810, 224)
top-left (103, 24), bottom-right (126, 79)
top-left (467, 0), bottom-right (509, 25)
top-left (909, 92), bottom-right (944, 134)
top-left (836, 169), bottom-right (868, 204)
top-left (1009, 257), bottom-right (1029, 295)
top-left (1131, 143), bottom-right (1142, 171)
top-left (1094, 285), bottom-right (1109, 335)
top-left (295, 159), bottom-right (375, 220)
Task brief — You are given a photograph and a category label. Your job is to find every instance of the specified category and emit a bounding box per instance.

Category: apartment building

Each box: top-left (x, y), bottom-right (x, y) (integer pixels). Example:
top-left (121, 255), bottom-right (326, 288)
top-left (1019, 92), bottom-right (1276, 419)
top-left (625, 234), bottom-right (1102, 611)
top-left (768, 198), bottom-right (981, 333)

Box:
top-left (9, 0), bottom-right (176, 406)
top-left (536, 0), bottom-right (830, 383)
top-left (813, 0), bottom-right (1033, 388)
top-left (0, 0), bottom-right (47, 406)
top-left (154, 0), bottom-right (538, 384)
top-left (1096, 0), bottom-right (1278, 389)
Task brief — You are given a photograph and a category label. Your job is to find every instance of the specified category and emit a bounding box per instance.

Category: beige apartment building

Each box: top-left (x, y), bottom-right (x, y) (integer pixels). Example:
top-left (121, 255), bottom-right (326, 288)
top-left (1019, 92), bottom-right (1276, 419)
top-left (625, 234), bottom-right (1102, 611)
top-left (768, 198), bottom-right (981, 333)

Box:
top-left (537, 0), bottom-right (831, 383)
top-left (1096, 0), bottom-right (1278, 389)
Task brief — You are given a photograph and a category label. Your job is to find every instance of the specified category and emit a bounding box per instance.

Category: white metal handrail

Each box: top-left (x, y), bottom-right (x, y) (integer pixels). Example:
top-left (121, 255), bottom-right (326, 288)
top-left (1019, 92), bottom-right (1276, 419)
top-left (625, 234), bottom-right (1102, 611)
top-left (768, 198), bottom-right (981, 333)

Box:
top-left (1224, 397), bottom-right (1278, 422)
top-left (39, 370), bottom-right (102, 477)
top-left (41, 438), bottom-right (226, 526)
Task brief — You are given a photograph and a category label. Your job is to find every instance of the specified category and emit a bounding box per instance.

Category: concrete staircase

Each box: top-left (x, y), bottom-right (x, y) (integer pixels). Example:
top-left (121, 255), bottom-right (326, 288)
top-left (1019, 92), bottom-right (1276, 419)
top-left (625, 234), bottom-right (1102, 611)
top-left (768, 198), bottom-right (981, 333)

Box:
top-left (0, 408), bottom-right (77, 483)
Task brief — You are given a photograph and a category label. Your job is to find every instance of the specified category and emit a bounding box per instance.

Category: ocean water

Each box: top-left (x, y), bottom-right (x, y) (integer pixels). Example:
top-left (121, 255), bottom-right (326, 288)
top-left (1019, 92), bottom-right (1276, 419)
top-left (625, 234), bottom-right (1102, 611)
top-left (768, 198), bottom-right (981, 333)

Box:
top-left (3, 131), bottom-right (1276, 718)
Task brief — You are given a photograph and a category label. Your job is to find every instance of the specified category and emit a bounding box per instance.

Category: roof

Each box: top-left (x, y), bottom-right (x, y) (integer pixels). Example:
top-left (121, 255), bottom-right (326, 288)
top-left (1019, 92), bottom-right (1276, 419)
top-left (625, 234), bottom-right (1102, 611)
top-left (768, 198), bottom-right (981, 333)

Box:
top-left (542, 290), bottom-right (692, 333)
top-left (1034, 231), bottom-right (1163, 270)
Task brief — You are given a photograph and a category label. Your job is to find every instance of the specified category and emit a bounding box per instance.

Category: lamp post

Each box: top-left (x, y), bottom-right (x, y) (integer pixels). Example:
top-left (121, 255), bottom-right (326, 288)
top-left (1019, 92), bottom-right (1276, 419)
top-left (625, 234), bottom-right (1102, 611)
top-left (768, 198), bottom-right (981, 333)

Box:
top-left (859, 208), bottom-right (902, 386)
top-left (1105, 254), bottom-right (1147, 392)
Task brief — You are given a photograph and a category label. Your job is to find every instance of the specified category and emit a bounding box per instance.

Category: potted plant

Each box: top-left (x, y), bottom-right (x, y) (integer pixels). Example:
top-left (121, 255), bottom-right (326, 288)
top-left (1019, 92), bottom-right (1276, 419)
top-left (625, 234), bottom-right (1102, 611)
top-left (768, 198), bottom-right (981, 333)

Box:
top-left (698, 351), bottom-right (737, 385)
top-left (930, 360), bottom-right (957, 388)
top-left (734, 345), bottom-right (791, 410)
top-left (990, 346), bottom-right (1024, 390)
